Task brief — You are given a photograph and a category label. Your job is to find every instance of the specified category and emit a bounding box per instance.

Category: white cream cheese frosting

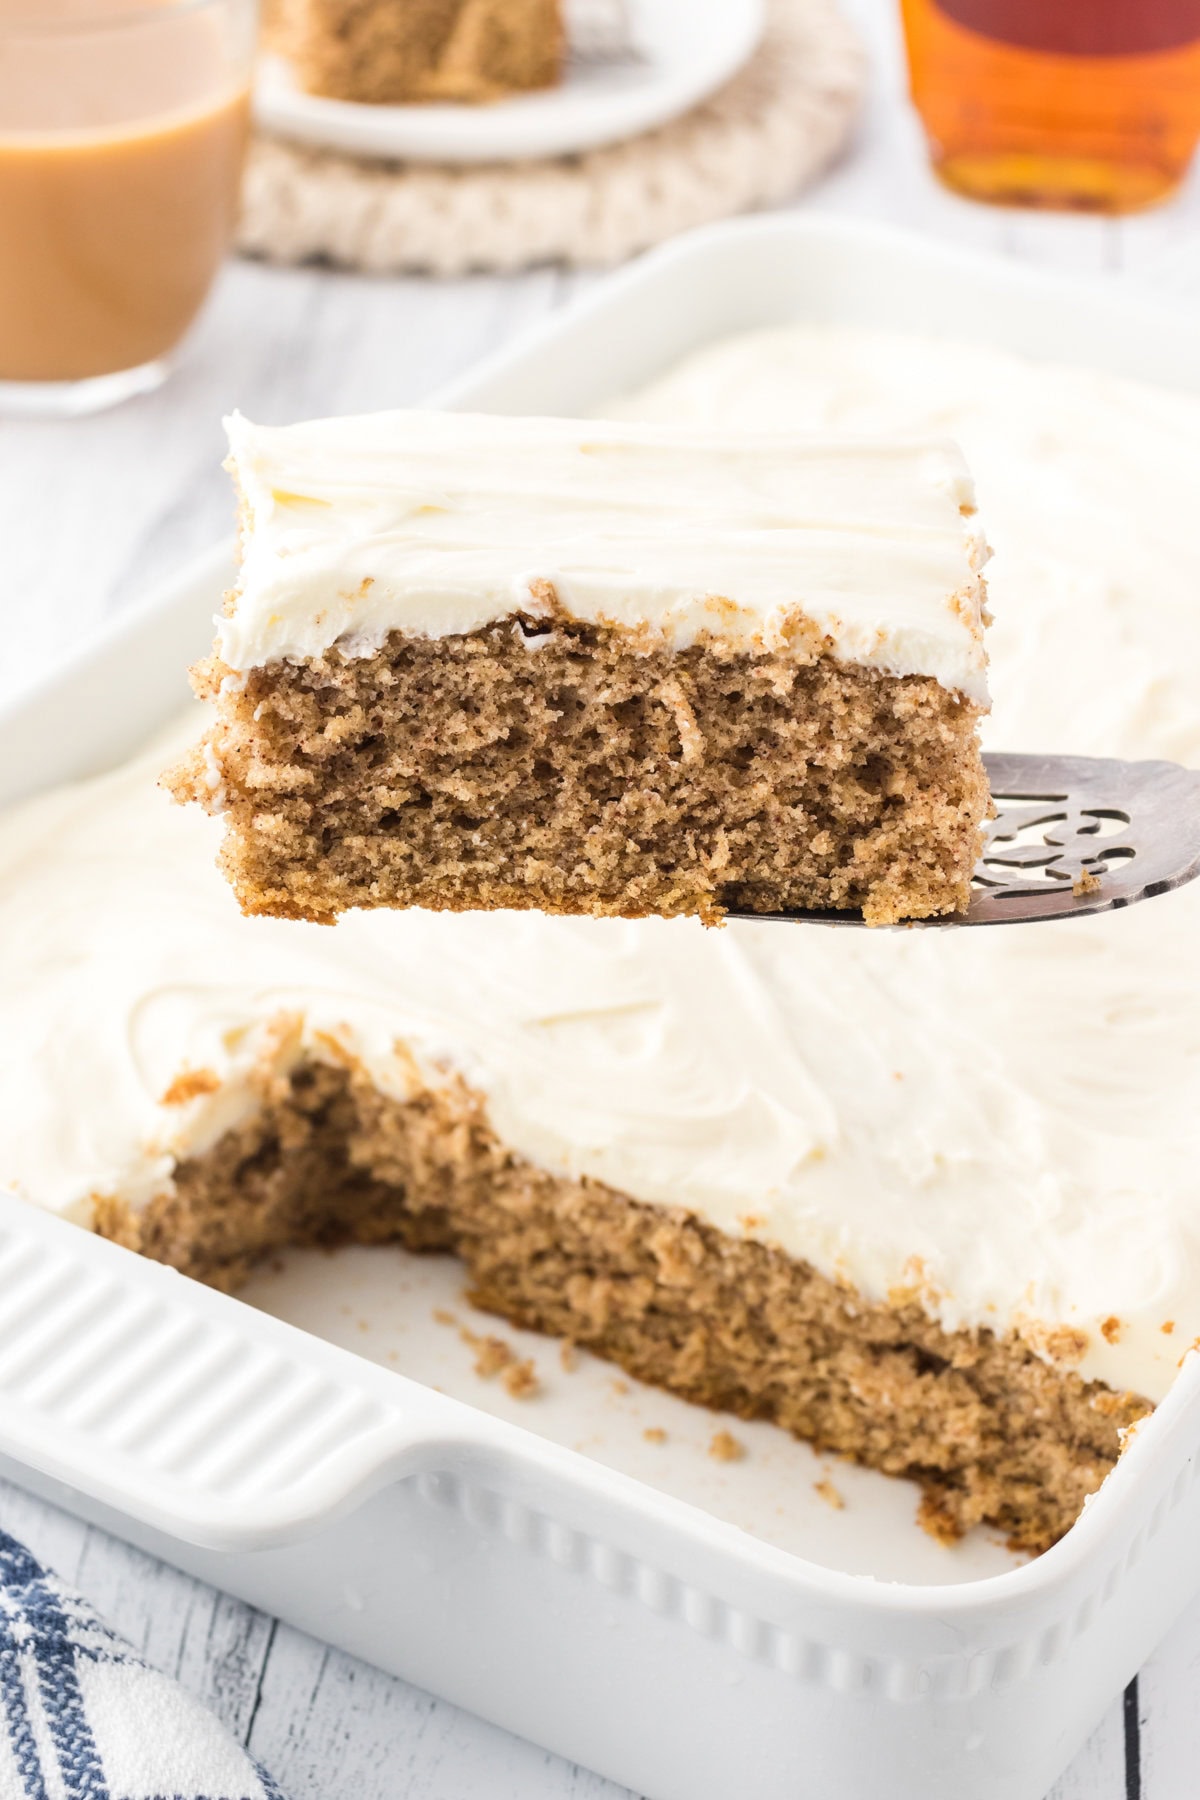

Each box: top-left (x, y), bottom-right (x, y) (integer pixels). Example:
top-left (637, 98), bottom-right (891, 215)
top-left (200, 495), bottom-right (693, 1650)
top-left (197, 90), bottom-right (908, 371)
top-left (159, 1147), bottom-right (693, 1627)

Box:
top-left (221, 409), bottom-right (990, 704)
top-left (3, 325), bottom-right (1199, 1406)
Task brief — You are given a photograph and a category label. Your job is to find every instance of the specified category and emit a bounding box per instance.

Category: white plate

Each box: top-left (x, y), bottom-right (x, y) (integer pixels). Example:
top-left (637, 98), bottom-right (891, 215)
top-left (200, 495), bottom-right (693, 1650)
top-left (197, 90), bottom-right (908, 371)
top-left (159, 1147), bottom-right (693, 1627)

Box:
top-left (253, 0), bottom-right (764, 164)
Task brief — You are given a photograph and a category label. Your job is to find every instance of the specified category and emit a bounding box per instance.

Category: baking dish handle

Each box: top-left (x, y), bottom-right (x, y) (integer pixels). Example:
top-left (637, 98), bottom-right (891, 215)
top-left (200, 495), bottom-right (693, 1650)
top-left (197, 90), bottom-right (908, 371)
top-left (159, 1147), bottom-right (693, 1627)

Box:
top-left (0, 1196), bottom-right (457, 1552)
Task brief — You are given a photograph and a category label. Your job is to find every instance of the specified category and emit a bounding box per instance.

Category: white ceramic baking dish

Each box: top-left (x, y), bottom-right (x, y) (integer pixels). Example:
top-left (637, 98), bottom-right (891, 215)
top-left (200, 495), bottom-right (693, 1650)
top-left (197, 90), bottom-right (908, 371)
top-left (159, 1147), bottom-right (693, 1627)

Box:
top-left (3, 216), bottom-right (1200, 1800)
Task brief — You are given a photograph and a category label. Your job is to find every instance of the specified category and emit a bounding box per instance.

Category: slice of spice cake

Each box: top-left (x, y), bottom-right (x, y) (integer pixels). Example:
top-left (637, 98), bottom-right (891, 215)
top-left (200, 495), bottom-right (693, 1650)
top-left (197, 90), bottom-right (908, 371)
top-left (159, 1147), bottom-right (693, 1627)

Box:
top-left (268, 0), bottom-right (563, 104)
top-left (168, 410), bottom-right (991, 927)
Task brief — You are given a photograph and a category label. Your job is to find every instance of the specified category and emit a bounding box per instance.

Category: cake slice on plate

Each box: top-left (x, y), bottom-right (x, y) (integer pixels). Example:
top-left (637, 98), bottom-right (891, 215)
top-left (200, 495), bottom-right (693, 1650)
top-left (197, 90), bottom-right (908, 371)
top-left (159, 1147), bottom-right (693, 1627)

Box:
top-left (267, 0), bottom-right (563, 104)
top-left (168, 410), bottom-right (991, 926)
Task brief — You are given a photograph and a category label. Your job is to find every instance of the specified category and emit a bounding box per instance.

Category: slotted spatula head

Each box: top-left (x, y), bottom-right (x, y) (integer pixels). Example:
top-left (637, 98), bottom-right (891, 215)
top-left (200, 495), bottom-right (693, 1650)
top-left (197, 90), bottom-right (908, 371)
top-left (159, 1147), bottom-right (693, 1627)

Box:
top-left (727, 753), bottom-right (1200, 928)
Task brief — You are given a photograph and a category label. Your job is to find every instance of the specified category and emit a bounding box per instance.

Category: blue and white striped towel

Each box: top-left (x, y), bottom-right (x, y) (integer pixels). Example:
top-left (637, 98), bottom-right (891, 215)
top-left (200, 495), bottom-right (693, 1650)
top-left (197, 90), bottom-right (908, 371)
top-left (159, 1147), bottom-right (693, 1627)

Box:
top-left (0, 1529), bottom-right (288, 1800)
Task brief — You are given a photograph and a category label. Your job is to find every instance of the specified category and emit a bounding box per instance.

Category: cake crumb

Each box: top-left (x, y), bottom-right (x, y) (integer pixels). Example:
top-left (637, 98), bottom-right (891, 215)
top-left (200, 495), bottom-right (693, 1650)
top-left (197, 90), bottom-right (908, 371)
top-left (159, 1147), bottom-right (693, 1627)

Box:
top-left (610, 1379), bottom-right (630, 1397)
top-left (642, 1427), bottom-right (667, 1445)
top-left (1162, 1320), bottom-right (1176, 1335)
top-left (432, 1307), bottom-right (458, 1327)
top-left (474, 1339), bottom-right (512, 1378)
top-left (1020, 1319), bottom-right (1089, 1365)
top-left (1092, 1387), bottom-right (1138, 1417)
top-left (708, 1430), bottom-right (745, 1463)
top-left (814, 1478), bottom-right (845, 1511)
top-left (503, 1359), bottom-right (540, 1400)
top-left (1073, 867), bottom-right (1102, 896)
top-left (159, 1066), bottom-right (221, 1106)
top-left (917, 1488), bottom-right (964, 1546)
top-left (888, 1255), bottom-right (942, 1310)
top-left (462, 1330), bottom-right (514, 1379)
top-left (1100, 1315), bottom-right (1122, 1345)
top-left (559, 1341), bottom-right (579, 1372)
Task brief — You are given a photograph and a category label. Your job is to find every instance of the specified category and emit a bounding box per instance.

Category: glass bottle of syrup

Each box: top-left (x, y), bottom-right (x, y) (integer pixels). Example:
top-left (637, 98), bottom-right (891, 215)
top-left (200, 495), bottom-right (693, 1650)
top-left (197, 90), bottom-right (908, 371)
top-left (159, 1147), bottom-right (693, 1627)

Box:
top-left (901, 0), bottom-right (1200, 212)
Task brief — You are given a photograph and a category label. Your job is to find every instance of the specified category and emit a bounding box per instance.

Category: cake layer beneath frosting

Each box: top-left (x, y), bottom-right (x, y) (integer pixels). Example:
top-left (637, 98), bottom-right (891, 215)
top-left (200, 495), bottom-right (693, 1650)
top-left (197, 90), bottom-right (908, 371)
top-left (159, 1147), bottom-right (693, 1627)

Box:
top-left (221, 409), bottom-right (990, 702)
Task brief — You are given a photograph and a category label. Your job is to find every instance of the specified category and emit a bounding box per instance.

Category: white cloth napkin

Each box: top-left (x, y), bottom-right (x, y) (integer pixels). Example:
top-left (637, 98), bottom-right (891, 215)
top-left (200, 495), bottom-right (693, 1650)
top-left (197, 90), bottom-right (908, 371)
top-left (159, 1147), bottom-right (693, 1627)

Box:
top-left (0, 1529), bottom-right (287, 1800)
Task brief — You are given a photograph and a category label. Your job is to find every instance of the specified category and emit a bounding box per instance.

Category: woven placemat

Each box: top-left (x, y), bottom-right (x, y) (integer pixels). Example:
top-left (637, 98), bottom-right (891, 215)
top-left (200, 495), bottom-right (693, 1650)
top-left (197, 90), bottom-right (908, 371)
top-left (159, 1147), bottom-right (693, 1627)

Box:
top-left (237, 0), bottom-right (864, 275)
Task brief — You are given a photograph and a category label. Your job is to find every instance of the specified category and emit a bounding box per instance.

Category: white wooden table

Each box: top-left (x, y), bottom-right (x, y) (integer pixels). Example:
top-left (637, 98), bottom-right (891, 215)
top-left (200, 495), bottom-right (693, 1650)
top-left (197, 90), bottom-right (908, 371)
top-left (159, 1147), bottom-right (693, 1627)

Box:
top-left (3, 2), bottom-right (1199, 1793)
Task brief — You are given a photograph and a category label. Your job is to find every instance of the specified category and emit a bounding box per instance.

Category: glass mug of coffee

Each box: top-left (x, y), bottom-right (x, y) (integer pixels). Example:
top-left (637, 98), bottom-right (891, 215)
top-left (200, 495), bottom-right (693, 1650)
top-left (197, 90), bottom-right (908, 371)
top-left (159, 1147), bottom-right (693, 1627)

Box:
top-left (0, 0), bottom-right (256, 415)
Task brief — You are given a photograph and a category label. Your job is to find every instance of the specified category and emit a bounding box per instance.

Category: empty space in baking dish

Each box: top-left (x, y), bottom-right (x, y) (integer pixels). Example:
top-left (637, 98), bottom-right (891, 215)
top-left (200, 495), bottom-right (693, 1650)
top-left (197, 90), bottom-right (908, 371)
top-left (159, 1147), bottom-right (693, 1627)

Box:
top-left (241, 1243), bottom-right (1022, 1584)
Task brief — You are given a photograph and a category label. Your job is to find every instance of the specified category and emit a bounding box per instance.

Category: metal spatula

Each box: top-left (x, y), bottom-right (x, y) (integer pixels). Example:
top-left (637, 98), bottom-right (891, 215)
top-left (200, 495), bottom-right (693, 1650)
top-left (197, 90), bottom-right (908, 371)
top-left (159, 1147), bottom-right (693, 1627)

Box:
top-left (730, 753), bottom-right (1200, 928)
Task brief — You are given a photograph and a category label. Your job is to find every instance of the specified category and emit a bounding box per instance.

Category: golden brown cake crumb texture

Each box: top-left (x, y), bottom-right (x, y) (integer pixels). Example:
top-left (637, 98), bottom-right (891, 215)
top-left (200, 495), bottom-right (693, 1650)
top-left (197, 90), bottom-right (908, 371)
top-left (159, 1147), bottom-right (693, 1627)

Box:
top-left (170, 617), bottom-right (989, 928)
top-left (269, 0), bottom-right (563, 103)
top-left (97, 1056), bottom-right (1151, 1555)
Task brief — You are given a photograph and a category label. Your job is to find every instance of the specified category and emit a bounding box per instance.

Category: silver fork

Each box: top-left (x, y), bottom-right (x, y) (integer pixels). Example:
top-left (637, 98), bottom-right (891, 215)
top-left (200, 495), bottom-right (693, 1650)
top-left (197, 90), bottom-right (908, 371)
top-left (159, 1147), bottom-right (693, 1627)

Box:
top-left (728, 753), bottom-right (1200, 927)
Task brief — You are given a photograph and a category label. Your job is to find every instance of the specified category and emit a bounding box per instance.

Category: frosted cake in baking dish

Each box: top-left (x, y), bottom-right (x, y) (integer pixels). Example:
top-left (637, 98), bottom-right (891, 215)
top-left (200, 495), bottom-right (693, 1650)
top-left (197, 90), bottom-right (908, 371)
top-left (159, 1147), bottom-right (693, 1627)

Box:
top-left (168, 413), bottom-right (992, 927)
top-left (5, 326), bottom-right (1200, 1555)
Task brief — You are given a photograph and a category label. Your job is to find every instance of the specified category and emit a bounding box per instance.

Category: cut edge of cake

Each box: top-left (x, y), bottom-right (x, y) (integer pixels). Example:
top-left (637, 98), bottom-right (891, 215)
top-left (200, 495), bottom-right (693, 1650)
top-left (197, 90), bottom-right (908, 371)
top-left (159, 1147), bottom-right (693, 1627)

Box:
top-left (93, 1033), bottom-right (1150, 1558)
